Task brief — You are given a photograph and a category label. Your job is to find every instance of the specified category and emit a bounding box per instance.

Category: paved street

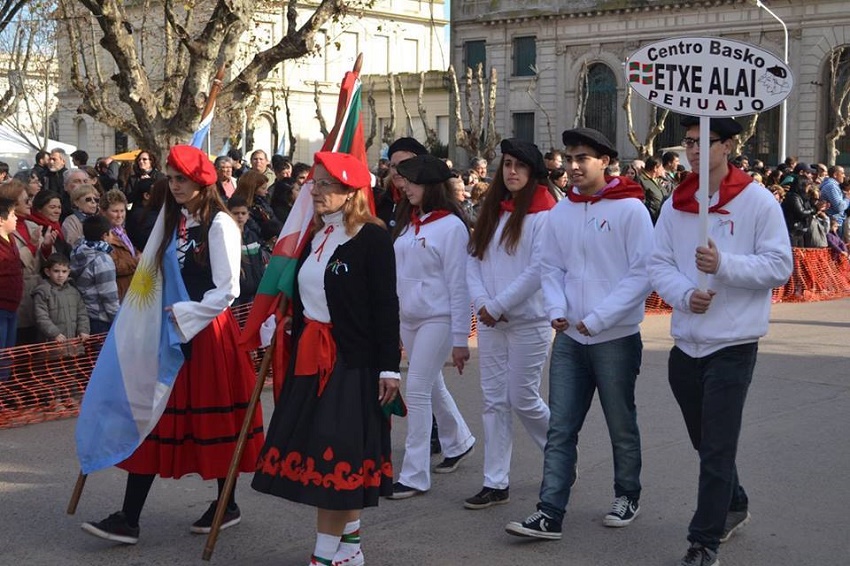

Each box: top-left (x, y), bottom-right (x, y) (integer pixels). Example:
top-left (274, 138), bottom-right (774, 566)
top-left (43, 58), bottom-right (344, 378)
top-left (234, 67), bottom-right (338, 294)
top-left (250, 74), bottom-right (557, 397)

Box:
top-left (1, 299), bottom-right (848, 565)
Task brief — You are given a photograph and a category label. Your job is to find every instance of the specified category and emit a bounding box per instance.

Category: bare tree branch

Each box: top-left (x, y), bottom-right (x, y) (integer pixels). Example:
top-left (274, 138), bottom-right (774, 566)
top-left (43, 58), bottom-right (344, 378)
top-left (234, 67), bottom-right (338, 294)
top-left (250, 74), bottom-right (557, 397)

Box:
top-left (314, 81), bottom-right (329, 137)
top-left (526, 64), bottom-right (555, 150)
top-left (416, 72), bottom-right (438, 151)
top-left (396, 75), bottom-right (414, 137)
top-left (366, 81), bottom-right (377, 150)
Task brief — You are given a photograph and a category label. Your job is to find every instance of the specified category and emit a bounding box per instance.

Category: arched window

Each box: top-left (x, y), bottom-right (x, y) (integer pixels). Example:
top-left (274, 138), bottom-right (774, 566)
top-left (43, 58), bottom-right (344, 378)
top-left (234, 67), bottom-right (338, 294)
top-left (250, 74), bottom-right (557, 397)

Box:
top-left (585, 63), bottom-right (617, 145)
top-left (76, 119), bottom-right (88, 150)
top-left (825, 46), bottom-right (850, 166)
top-left (252, 115), bottom-right (274, 157)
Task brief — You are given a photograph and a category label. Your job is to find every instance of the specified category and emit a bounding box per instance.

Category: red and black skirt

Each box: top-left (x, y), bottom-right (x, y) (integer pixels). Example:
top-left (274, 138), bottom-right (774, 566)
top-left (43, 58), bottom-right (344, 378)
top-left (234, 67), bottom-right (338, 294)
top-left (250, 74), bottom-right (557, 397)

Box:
top-left (118, 309), bottom-right (264, 479)
top-left (252, 334), bottom-right (393, 510)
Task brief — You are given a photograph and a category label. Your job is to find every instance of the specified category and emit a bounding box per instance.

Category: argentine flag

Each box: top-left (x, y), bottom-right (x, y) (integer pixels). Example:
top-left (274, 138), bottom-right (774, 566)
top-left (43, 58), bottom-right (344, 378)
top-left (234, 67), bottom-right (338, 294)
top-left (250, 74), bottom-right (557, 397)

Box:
top-left (76, 210), bottom-right (189, 474)
top-left (190, 104), bottom-right (215, 150)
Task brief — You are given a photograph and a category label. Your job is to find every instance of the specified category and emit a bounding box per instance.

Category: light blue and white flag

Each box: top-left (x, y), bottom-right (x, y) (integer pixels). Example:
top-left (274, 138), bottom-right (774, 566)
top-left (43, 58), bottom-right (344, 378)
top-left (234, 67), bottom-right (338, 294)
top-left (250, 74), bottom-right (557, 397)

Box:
top-left (190, 105), bottom-right (215, 149)
top-left (76, 210), bottom-right (189, 474)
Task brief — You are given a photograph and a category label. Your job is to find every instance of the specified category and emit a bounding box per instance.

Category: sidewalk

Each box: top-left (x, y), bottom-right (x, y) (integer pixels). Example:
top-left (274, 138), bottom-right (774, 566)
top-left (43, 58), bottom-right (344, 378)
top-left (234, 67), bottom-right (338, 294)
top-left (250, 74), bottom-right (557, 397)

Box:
top-left (0, 299), bottom-right (848, 565)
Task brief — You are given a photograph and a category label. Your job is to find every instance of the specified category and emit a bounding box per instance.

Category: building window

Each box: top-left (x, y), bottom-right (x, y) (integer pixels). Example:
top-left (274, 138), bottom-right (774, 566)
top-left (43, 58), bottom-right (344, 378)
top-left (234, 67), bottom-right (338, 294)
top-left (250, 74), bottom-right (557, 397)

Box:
top-left (585, 63), bottom-right (617, 146)
top-left (401, 38), bottom-right (419, 73)
top-left (513, 37), bottom-right (536, 77)
top-left (464, 40), bottom-right (486, 73)
top-left (114, 130), bottom-right (128, 153)
top-left (512, 112), bottom-right (535, 143)
top-left (826, 46), bottom-right (850, 165)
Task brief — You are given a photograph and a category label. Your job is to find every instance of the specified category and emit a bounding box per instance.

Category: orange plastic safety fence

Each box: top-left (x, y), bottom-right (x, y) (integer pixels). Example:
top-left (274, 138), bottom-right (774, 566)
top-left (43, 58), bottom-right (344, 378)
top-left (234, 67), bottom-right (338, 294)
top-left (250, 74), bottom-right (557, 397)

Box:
top-left (3, 249), bottom-right (848, 429)
top-left (0, 303), bottom-right (266, 430)
top-left (644, 247), bottom-right (850, 314)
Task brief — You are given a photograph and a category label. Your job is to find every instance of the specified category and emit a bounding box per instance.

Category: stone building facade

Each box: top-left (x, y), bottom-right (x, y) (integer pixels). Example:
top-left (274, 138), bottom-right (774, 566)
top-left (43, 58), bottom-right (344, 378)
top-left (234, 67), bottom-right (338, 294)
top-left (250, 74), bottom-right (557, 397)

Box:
top-left (53, 0), bottom-right (450, 166)
top-left (450, 0), bottom-right (850, 166)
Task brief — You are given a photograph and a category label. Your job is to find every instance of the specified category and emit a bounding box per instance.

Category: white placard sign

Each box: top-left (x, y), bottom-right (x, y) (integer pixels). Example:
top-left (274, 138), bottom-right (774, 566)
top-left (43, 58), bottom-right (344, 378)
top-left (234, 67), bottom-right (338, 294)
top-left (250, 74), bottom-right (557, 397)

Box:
top-left (625, 36), bottom-right (793, 117)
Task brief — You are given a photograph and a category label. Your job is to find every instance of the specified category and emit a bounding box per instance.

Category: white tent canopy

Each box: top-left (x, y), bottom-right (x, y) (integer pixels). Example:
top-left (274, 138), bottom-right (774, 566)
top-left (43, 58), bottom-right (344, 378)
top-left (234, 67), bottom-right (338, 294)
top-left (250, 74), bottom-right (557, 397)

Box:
top-left (0, 125), bottom-right (76, 173)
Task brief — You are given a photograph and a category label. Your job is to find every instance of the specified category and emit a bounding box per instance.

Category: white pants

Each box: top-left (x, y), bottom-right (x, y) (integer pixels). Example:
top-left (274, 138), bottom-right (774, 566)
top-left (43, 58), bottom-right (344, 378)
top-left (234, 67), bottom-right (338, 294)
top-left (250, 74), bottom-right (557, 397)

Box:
top-left (477, 321), bottom-right (551, 489)
top-left (398, 320), bottom-right (476, 491)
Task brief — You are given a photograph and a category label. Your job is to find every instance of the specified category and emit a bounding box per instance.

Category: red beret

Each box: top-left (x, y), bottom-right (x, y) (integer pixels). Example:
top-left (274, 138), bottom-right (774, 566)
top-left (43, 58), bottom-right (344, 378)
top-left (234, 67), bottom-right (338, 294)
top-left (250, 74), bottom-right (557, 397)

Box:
top-left (314, 151), bottom-right (372, 189)
top-left (166, 145), bottom-right (217, 187)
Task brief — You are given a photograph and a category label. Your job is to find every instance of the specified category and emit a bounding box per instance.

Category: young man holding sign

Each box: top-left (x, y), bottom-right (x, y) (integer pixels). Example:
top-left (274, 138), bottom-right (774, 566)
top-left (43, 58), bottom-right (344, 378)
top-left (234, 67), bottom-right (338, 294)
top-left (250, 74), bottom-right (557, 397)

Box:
top-left (648, 117), bottom-right (792, 566)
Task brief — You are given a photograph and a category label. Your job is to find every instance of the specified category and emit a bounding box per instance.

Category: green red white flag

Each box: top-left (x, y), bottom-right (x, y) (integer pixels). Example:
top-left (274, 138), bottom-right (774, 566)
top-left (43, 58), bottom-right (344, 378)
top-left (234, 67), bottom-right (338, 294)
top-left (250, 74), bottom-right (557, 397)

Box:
top-left (240, 68), bottom-right (370, 351)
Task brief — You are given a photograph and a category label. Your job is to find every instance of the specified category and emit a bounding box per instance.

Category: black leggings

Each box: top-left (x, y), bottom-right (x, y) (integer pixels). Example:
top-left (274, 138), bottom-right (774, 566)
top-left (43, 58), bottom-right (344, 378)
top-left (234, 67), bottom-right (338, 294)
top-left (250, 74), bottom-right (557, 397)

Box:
top-left (121, 473), bottom-right (237, 527)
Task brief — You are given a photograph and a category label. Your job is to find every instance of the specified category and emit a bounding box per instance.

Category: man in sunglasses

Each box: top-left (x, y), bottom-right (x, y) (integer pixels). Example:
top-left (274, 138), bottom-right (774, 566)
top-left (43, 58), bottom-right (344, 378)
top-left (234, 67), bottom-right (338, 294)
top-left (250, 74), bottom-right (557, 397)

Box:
top-left (648, 117), bottom-right (793, 566)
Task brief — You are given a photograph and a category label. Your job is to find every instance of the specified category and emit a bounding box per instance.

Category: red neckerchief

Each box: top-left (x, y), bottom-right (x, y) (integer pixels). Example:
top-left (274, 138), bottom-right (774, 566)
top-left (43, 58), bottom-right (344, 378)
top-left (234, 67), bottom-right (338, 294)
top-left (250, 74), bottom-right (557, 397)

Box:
top-left (672, 163), bottom-right (751, 215)
top-left (390, 184), bottom-right (402, 204)
top-left (28, 211), bottom-right (64, 241)
top-left (500, 184), bottom-right (556, 214)
top-left (15, 217), bottom-right (37, 254)
top-left (566, 176), bottom-right (644, 203)
top-left (410, 208), bottom-right (451, 235)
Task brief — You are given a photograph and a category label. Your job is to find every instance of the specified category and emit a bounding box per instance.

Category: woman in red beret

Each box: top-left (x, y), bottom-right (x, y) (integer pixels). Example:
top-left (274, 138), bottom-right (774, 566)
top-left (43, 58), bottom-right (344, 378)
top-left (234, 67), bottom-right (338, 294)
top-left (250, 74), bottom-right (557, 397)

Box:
top-left (464, 139), bottom-right (556, 510)
top-left (81, 145), bottom-right (264, 544)
top-left (252, 151), bottom-right (401, 566)
top-left (385, 154), bottom-right (476, 501)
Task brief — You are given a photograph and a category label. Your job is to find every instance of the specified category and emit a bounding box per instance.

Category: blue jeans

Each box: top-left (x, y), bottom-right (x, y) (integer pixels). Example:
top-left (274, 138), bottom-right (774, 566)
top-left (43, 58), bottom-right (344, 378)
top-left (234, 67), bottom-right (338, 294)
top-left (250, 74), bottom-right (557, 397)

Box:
top-left (538, 332), bottom-right (643, 522)
top-left (668, 343), bottom-right (757, 551)
top-left (0, 309), bottom-right (17, 349)
top-left (0, 309), bottom-right (17, 382)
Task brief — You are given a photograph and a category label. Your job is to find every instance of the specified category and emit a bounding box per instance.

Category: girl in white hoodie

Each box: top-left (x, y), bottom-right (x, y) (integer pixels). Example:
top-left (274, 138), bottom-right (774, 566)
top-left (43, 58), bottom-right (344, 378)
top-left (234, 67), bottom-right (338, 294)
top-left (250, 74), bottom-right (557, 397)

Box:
top-left (464, 139), bottom-right (556, 509)
top-left (388, 154), bottom-right (476, 500)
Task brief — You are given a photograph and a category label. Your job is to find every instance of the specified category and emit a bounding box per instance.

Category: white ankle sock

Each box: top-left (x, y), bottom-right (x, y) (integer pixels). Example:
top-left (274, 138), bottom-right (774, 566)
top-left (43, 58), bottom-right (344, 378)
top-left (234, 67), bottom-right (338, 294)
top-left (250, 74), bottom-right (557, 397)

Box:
top-left (333, 520), bottom-right (362, 564)
top-left (310, 532), bottom-right (340, 565)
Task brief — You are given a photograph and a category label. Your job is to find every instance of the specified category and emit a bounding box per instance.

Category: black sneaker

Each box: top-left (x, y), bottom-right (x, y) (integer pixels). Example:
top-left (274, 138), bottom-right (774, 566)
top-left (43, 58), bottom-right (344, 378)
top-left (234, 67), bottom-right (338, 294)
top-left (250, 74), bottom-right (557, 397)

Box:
top-left (720, 509), bottom-right (750, 543)
top-left (433, 444), bottom-right (474, 474)
top-left (190, 502), bottom-right (242, 534)
top-left (81, 511), bottom-right (140, 544)
top-left (386, 482), bottom-right (425, 500)
top-left (602, 495), bottom-right (640, 527)
top-left (505, 510), bottom-right (562, 540)
top-left (463, 486), bottom-right (509, 509)
top-left (679, 543), bottom-right (719, 566)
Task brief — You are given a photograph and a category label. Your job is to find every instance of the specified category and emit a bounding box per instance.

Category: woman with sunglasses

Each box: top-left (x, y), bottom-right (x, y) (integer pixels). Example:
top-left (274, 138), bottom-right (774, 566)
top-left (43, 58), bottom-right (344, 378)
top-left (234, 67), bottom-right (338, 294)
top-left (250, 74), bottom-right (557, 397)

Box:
top-left (62, 184), bottom-right (100, 247)
top-left (125, 150), bottom-right (165, 200)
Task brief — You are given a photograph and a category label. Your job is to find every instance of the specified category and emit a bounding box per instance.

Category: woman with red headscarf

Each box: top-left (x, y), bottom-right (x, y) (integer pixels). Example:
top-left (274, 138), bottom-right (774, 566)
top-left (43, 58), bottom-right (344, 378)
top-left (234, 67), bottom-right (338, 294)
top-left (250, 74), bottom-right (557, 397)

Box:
top-left (81, 145), bottom-right (264, 545)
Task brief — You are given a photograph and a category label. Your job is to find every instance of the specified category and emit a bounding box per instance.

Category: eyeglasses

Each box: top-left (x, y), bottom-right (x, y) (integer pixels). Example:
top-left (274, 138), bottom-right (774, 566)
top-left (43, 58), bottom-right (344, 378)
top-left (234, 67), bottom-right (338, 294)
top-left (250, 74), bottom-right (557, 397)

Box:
top-left (83, 197), bottom-right (100, 203)
top-left (681, 137), bottom-right (723, 149)
top-left (313, 179), bottom-right (342, 189)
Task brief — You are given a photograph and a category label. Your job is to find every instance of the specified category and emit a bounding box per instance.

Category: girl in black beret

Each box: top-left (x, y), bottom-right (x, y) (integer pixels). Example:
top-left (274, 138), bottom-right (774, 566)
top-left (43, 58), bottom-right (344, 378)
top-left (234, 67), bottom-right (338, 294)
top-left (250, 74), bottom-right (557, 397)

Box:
top-left (464, 139), bottom-right (556, 509)
top-left (387, 154), bottom-right (477, 500)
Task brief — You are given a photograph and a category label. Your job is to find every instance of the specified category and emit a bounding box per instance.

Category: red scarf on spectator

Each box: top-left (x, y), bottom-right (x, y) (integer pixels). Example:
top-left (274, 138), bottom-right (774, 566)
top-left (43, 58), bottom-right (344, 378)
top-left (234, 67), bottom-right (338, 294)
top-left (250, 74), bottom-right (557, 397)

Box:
top-left (566, 176), bottom-right (644, 204)
top-left (672, 164), bottom-right (750, 215)
top-left (500, 185), bottom-right (556, 214)
top-left (410, 208), bottom-right (451, 235)
top-left (28, 211), bottom-right (65, 242)
top-left (15, 217), bottom-right (37, 255)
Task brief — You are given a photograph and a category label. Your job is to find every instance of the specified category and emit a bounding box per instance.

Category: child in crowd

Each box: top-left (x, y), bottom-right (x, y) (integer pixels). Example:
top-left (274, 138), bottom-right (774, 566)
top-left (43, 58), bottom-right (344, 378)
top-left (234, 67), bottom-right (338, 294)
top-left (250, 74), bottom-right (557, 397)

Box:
top-left (827, 217), bottom-right (849, 260)
top-left (32, 253), bottom-right (90, 345)
top-left (227, 195), bottom-right (265, 306)
top-left (0, 196), bottom-right (22, 350)
top-left (71, 216), bottom-right (119, 334)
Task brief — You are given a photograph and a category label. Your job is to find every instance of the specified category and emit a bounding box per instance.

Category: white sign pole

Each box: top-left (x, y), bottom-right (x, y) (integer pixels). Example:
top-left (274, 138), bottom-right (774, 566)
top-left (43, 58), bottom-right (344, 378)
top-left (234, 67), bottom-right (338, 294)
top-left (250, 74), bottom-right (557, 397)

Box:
top-left (698, 117), bottom-right (711, 291)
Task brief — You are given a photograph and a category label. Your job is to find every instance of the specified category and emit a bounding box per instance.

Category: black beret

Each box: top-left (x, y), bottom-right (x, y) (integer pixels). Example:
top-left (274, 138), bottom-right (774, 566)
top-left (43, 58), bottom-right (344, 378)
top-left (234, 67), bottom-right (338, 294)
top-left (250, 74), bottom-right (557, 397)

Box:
top-left (793, 161), bottom-right (816, 174)
top-left (500, 138), bottom-right (548, 179)
top-left (388, 137), bottom-right (428, 159)
top-left (680, 116), bottom-right (743, 139)
top-left (561, 128), bottom-right (618, 159)
top-left (395, 154), bottom-right (453, 185)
